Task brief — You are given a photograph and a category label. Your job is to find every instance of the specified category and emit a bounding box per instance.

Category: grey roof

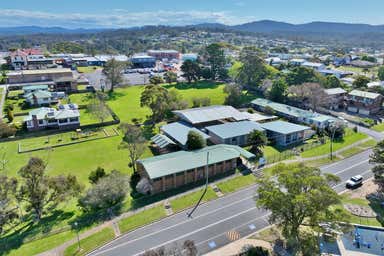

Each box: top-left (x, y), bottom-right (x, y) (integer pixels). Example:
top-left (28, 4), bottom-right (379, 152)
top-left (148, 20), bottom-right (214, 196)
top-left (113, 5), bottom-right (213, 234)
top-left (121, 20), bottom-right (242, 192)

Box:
top-left (151, 134), bottom-right (176, 149)
top-left (161, 122), bottom-right (209, 146)
top-left (205, 121), bottom-right (264, 139)
top-left (24, 90), bottom-right (52, 100)
top-left (251, 98), bottom-right (333, 123)
top-left (22, 84), bottom-right (49, 91)
top-left (261, 121), bottom-right (310, 135)
top-left (324, 88), bottom-right (347, 95)
top-left (173, 105), bottom-right (248, 124)
top-left (24, 107), bottom-right (80, 122)
top-left (137, 144), bottom-right (255, 179)
top-left (349, 90), bottom-right (381, 99)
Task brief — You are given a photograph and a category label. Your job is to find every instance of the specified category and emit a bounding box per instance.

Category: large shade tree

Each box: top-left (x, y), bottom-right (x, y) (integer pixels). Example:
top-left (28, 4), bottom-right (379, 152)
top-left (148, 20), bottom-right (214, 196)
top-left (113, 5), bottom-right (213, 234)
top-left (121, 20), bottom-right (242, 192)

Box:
top-left (103, 58), bottom-right (126, 92)
top-left (237, 46), bottom-right (267, 90)
top-left (256, 163), bottom-right (341, 253)
top-left (18, 158), bottom-right (82, 221)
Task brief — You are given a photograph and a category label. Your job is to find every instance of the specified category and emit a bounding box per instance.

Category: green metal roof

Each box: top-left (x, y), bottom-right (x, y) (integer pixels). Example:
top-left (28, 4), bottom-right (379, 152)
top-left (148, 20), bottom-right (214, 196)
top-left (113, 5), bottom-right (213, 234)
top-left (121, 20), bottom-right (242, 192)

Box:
top-left (137, 144), bottom-right (255, 179)
top-left (22, 84), bottom-right (49, 91)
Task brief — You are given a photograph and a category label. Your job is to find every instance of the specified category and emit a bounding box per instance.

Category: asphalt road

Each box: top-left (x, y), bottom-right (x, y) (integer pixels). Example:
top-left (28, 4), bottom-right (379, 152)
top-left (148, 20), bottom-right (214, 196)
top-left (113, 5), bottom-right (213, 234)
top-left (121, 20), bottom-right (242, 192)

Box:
top-left (90, 140), bottom-right (379, 256)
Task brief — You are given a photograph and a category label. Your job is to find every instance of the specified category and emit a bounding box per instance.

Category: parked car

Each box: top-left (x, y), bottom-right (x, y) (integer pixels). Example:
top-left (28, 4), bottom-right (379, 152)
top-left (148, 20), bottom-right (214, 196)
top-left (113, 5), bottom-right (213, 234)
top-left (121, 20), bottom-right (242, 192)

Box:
top-left (346, 175), bottom-right (363, 189)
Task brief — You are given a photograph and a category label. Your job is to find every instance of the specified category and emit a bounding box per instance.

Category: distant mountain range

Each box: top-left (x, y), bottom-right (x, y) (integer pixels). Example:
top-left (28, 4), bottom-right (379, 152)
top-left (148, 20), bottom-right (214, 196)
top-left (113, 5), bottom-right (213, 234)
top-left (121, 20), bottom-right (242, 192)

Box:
top-left (1, 20), bottom-right (384, 36)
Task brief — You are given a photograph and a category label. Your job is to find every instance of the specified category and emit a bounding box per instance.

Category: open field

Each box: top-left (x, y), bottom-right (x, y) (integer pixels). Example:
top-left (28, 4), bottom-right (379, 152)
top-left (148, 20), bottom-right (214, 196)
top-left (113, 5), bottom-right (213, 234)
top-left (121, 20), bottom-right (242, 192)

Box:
top-left (77, 66), bottom-right (100, 74)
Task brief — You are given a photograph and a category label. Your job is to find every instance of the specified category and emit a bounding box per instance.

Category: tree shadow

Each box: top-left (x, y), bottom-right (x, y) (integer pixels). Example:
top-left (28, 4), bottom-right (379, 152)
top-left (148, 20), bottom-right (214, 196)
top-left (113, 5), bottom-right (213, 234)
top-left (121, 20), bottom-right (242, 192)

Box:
top-left (163, 81), bottom-right (222, 91)
top-left (106, 91), bottom-right (125, 101)
top-left (0, 210), bottom-right (74, 255)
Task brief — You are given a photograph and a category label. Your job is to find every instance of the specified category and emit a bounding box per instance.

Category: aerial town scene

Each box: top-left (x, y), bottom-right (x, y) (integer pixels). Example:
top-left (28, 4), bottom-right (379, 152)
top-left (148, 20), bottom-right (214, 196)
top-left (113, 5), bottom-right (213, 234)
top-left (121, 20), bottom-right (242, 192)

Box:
top-left (2, 1), bottom-right (384, 255)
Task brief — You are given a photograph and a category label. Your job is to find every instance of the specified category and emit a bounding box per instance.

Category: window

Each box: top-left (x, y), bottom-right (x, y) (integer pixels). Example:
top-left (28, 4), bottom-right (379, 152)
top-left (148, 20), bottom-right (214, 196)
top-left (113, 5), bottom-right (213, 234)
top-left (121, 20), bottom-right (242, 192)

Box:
top-left (38, 120), bottom-right (44, 125)
top-left (69, 117), bottom-right (79, 122)
top-left (58, 119), bottom-right (67, 124)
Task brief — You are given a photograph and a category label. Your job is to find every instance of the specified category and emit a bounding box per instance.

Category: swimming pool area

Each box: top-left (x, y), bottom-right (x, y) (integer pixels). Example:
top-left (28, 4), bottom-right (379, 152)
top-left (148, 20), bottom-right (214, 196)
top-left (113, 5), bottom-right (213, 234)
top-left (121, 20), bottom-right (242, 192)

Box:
top-left (340, 225), bottom-right (384, 255)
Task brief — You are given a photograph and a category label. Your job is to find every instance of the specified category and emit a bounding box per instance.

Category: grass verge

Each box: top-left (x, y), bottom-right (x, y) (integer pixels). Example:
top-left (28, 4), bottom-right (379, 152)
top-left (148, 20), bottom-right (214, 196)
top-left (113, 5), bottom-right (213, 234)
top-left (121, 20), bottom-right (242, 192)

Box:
top-left (118, 206), bottom-right (166, 234)
top-left (216, 174), bottom-right (256, 194)
top-left (170, 187), bottom-right (218, 212)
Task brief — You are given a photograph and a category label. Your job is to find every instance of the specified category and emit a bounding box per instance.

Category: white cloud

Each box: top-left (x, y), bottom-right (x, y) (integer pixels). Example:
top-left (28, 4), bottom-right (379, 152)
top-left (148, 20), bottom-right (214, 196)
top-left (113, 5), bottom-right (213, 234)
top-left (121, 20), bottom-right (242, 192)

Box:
top-left (0, 9), bottom-right (256, 28)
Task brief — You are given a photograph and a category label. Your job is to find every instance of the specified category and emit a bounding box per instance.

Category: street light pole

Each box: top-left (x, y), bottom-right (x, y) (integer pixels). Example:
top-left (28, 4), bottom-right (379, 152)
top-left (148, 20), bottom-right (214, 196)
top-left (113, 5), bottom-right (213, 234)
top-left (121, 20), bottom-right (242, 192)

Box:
top-left (187, 152), bottom-right (209, 218)
top-left (74, 221), bottom-right (81, 250)
top-left (329, 125), bottom-right (337, 160)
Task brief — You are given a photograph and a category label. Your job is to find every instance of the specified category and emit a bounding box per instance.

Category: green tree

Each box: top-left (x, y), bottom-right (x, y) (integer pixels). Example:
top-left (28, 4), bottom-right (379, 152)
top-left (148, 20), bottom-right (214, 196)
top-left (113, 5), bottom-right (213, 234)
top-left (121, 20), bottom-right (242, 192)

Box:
top-left (224, 83), bottom-right (243, 107)
top-left (353, 75), bottom-right (370, 88)
top-left (164, 71), bottom-right (177, 84)
top-left (378, 66), bottom-right (384, 81)
top-left (268, 78), bottom-right (287, 103)
top-left (119, 123), bottom-right (146, 174)
top-left (103, 58), bottom-right (125, 92)
top-left (248, 130), bottom-right (267, 155)
top-left (186, 131), bottom-right (206, 150)
top-left (324, 75), bottom-right (342, 88)
top-left (18, 158), bottom-right (82, 221)
top-left (370, 140), bottom-right (384, 194)
top-left (237, 46), bottom-right (267, 90)
top-left (79, 170), bottom-right (130, 211)
top-left (205, 43), bottom-right (227, 80)
top-left (286, 66), bottom-right (316, 86)
top-left (181, 60), bottom-right (200, 83)
top-left (87, 93), bottom-right (110, 124)
top-left (88, 167), bottom-right (106, 184)
top-left (140, 85), bottom-right (171, 123)
top-left (241, 245), bottom-right (270, 256)
top-left (0, 175), bottom-right (18, 234)
top-left (149, 75), bottom-right (164, 85)
top-left (256, 164), bottom-right (341, 254)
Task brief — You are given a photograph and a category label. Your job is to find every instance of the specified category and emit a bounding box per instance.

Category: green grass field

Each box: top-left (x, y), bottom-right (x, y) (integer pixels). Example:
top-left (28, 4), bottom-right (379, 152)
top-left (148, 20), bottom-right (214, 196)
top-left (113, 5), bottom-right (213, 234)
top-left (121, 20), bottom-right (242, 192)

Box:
top-left (118, 206), bottom-right (166, 233)
top-left (372, 123), bottom-right (384, 132)
top-left (216, 174), bottom-right (256, 194)
top-left (301, 131), bottom-right (368, 158)
top-left (6, 230), bottom-right (77, 256)
top-left (170, 187), bottom-right (218, 212)
top-left (107, 82), bottom-right (229, 123)
top-left (76, 66), bottom-right (100, 74)
top-left (64, 227), bottom-right (115, 256)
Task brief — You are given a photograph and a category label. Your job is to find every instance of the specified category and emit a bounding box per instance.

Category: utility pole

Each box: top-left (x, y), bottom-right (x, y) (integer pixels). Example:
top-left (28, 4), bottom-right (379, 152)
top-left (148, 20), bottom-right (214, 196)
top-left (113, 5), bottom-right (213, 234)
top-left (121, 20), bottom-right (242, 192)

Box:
top-left (187, 152), bottom-right (209, 218)
top-left (74, 221), bottom-right (81, 250)
top-left (329, 125), bottom-right (337, 160)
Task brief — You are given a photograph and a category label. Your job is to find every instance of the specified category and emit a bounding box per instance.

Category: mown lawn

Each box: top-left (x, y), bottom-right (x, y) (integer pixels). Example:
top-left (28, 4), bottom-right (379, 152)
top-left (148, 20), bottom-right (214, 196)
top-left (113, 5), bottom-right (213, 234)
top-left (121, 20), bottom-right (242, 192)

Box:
top-left (64, 227), bottom-right (115, 256)
top-left (301, 131), bottom-right (368, 158)
top-left (107, 81), bottom-right (229, 123)
top-left (77, 66), bottom-right (100, 74)
top-left (216, 174), bottom-right (256, 194)
top-left (170, 187), bottom-right (218, 212)
top-left (372, 123), bottom-right (384, 132)
top-left (5, 230), bottom-right (76, 256)
top-left (118, 206), bottom-right (166, 233)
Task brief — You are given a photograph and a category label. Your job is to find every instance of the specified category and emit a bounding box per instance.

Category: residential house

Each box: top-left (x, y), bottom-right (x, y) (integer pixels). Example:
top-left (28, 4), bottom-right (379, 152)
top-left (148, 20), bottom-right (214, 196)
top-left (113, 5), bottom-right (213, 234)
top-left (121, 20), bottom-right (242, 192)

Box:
top-left (24, 90), bottom-right (65, 106)
top-left (301, 62), bottom-right (326, 70)
top-left (24, 104), bottom-right (80, 131)
top-left (181, 53), bottom-right (198, 62)
top-left (136, 144), bottom-right (255, 194)
top-left (260, 121), bottom-right (312, 146)
top-left (22, 84), bottom-right (49, 94)
top-left (318, 69), bottom-right (353, 79)
top-left (251, 98), bottom-right (335, 129)
top-left (324, 88), bottom-right (347, 110)
top-left (205, 121), bottom-right (264, 146)
top-left (346, 90), bottom-right (383, 115)
top-left (289, 59), bottom-right (306, 66)
top-left (367, 81), bottom-right (384, 88)
top-left (7, 48), bottom-right (43, 70)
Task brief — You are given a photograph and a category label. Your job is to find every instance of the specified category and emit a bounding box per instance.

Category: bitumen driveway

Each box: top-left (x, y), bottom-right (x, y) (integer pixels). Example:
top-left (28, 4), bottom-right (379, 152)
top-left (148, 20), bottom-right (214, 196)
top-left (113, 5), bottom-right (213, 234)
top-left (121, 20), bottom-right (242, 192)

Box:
top-left (89, 147), bottom-right (376, 256)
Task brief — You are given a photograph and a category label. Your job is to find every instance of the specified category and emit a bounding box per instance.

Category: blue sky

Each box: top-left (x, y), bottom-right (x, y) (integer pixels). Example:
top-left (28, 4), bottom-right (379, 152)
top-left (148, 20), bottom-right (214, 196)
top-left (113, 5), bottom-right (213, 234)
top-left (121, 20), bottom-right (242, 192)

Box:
top-left (1, 0), bottom-right (384, 28)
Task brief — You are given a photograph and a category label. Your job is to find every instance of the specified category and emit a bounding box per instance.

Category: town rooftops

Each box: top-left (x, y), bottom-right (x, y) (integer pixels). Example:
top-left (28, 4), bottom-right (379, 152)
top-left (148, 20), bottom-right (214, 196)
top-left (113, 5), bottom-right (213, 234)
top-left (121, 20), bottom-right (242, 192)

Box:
top-left (137, 144), bottom-right (255, 179)
top-left (173, 105), bottom-right (248, 124)
top-left (302, 62), bottom-right (325, 69)
top-left (261, 121), bottom-right (310, 135)
top-left (24, 90), bottom-right (52, 100)
top-left (205, 121), bottom-right (264, 139)
top-left (349, 90), bottom-right (382, 99)
top-left (161, 122), bottom-right (210, 146)
top-left (251, 98), bottom-right (332, 122)
top-left (324, 87), bottom-right (347, 95)
top-left (151, 134), bottom-right (176, 149)
top-left (148, 50), bottom-right (179, 54)
top-left (8, 68), bottom-right (72, 76)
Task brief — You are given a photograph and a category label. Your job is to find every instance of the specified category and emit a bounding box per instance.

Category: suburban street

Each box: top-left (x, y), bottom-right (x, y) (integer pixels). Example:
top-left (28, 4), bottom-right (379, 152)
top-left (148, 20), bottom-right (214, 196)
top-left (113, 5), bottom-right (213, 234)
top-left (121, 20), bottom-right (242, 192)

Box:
top-left (90, 127), bottom-right (382, 256)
